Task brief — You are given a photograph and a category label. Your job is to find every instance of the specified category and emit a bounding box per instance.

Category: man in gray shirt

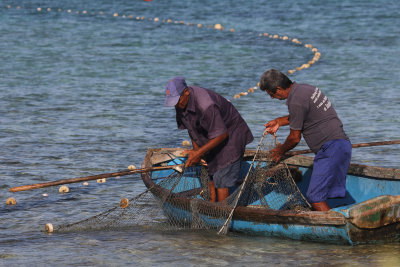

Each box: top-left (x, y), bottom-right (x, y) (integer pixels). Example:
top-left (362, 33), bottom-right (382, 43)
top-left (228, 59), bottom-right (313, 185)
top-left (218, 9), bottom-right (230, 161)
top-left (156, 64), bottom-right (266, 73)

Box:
top-left (259, 69), bottom-right (352, 211)
top-left (164, 77), bottom-right (254, 202)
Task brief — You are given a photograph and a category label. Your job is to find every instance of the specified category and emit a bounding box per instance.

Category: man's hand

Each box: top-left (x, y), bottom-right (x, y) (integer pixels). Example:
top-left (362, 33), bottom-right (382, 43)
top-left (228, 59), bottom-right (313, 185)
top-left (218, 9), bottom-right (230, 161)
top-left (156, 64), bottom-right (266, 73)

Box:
top-left (184, 149), bottom-right (203, 167)
top-left (184, 132), bottom-right (228, 168)
top-left (264, 119), bottom-right (280, 135)
top-left (269, 143), bottom-right (285, 162)
top-left (268, 129), bottom-right (301, 162)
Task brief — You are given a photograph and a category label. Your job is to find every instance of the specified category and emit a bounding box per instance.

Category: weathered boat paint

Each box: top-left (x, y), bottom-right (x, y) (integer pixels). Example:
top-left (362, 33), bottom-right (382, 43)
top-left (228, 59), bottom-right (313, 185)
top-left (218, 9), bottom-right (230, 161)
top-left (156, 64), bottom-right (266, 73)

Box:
top-left (141, 148), bottom-right (400, 245)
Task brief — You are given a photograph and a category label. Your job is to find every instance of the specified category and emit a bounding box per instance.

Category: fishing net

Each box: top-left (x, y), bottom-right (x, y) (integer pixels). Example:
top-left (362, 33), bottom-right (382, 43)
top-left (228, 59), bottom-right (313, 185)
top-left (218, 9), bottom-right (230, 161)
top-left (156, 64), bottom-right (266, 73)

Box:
top-left (54, 135), bottom-right (311, 234)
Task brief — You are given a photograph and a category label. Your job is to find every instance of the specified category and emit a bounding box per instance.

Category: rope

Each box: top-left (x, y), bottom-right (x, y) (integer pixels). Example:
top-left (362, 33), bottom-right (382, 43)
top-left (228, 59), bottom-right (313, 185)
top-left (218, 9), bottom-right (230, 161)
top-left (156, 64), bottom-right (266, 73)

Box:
top-left (4, 4), bottom-right (322, 101)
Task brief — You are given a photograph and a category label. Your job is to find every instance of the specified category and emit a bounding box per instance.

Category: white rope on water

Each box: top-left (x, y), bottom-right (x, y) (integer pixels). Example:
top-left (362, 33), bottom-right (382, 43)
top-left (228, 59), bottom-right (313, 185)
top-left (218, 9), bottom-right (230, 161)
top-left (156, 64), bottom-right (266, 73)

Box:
top-left (4, 4), bottom-right (322, 101)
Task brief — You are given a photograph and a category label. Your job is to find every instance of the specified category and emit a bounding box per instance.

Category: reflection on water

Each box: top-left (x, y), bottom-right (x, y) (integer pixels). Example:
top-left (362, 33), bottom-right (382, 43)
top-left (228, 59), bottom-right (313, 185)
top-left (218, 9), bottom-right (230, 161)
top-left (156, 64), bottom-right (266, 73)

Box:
top-left (2, 228), bottom-right (400, 266)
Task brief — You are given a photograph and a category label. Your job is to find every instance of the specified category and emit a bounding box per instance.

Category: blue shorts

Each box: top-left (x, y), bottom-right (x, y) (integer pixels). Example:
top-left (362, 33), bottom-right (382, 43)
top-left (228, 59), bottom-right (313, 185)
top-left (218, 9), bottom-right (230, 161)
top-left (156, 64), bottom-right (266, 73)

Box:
top-left (211, 158), bottom-right (242, 188)
top-left (306, 139), bottom-right (352, 203)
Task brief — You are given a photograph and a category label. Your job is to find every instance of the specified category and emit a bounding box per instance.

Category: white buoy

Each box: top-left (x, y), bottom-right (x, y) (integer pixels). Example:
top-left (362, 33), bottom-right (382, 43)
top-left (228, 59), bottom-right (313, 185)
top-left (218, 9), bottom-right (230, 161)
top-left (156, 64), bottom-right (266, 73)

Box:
top-left (6, 197), bottom-right (17, 205)
top-left (45, 223), bottom-right (54, 233)
top-left (59, 185), bottom-right (69, 193)
top-left (128, 165), bottom-right (136, 170)
top-left (42, 193), bottom-right (48, 197)
top-left (97, 178), bottom-right (106, 183)
top-left (82, 182), bottom-right (89, 186)
top-left (214, 23), bottom-right (223, 30)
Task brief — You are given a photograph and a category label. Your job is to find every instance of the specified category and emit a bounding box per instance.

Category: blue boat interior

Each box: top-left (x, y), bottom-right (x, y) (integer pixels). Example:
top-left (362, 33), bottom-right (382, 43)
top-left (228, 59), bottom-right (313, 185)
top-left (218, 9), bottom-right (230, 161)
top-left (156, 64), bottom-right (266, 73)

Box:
top-left (151, 157), bottom-right (400, 212)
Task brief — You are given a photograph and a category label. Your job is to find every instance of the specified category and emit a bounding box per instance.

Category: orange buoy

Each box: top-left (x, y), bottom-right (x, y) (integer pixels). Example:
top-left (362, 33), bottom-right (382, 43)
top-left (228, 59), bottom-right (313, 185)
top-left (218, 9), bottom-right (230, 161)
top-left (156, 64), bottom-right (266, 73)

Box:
top-left (6, 197), bottom-right (17, 205)
top-left (120, 198), bottom-right (129, 208)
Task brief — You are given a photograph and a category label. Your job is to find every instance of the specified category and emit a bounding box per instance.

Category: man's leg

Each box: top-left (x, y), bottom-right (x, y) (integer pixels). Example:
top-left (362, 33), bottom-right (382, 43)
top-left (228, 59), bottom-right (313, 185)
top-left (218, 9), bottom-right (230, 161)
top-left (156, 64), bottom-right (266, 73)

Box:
top-left (217, 188), bottom-right (229, 202)
top-left (311, 201), bottom-right (330, 211)
top-left (211, 158), bottom-right (242, 202)
top-left (209, 181), bottom-right (217, 202)
top-left (307, 140), bottom-right (352, 210)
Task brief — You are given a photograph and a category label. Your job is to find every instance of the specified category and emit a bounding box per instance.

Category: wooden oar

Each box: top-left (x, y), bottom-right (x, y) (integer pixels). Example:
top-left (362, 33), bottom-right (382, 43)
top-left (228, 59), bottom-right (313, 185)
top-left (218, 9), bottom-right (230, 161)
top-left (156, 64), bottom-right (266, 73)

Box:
top-left (286, 140), bottom-right (400, 157)
top-left (9, 164), bottom-right (184, 192)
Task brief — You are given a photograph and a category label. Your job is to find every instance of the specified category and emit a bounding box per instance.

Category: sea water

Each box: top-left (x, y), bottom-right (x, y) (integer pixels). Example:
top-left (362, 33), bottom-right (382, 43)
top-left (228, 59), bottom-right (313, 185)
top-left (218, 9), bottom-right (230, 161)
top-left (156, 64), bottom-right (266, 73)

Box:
top-left (1, 0), bottom-right (399, 266)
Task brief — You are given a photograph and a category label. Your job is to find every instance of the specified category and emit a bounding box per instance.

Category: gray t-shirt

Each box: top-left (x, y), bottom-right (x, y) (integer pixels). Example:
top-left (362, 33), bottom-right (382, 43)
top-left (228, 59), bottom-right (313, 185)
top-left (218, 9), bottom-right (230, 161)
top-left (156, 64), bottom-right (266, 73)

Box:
top-left (287, 83), bottom-right (349, 153)
top-left (176, 86), bottom-right (254, 175)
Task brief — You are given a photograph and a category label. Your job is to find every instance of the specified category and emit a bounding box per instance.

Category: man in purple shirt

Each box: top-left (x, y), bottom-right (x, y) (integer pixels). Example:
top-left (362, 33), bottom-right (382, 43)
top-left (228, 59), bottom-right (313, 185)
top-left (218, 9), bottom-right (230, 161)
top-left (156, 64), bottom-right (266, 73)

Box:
top-left (259, 69), bottom-right (352, 211)
top-left (164, 77), bottom-right (254, 202)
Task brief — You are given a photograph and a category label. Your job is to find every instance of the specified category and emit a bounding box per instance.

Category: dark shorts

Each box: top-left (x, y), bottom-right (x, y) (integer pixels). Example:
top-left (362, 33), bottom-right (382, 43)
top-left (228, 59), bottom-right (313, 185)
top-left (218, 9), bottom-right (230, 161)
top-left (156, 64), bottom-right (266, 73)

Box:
top-left (211, 158), bottom-right (242, 188)
top-left (306, 139), bottom-right (352, 203)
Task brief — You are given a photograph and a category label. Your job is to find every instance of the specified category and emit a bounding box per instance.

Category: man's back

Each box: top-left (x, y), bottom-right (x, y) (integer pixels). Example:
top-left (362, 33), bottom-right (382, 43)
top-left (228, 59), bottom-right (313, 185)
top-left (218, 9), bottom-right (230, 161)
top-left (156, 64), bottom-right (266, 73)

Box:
top-left (176, 85), bottom-right (253, 174)
top-left (287, 83), bottom-right (349, 153)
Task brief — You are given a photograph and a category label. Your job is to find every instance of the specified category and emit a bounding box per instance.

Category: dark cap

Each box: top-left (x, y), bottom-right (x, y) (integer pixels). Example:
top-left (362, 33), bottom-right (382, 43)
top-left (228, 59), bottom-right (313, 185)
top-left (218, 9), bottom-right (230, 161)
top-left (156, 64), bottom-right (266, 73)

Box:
top-left (164, 76), bottom-right (187, 106)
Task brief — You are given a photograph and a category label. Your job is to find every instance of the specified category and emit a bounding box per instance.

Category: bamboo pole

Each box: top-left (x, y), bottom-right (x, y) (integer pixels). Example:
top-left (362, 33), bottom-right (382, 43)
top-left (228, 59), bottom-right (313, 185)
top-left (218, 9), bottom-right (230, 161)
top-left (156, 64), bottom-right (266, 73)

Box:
top-left (286, 140), bottom-right (400, 157)
top-left (10, 140), bottom-right (400, 193)
top-left (9, 164), bottom-right (183, 192)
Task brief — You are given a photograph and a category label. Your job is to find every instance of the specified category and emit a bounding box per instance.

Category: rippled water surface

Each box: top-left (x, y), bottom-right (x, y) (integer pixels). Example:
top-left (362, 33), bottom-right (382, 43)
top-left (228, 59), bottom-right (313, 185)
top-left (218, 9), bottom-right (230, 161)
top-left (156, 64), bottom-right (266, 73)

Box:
top-left (1, 0), bottom-right (400, 266)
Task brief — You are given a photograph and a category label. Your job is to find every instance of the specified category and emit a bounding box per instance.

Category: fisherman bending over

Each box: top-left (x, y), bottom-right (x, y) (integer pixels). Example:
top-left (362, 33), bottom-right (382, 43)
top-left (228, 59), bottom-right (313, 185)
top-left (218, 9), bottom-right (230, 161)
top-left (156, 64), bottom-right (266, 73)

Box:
top-left (164, 77), bottom-right (254, 202)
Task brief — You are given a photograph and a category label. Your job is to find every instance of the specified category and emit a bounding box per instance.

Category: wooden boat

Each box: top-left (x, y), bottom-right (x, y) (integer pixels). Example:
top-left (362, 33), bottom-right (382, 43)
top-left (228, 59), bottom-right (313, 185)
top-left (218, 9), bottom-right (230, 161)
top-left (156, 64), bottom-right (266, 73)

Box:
top-left (141, 148), bottom-right (400, 245)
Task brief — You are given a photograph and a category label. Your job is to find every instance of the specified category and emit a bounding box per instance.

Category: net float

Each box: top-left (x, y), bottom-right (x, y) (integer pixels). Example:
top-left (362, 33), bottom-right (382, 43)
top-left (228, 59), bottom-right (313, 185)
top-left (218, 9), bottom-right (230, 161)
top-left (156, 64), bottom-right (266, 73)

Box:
top-left (128, 165), bottom-right (136, 170)
top-left (45, 223), bottom-right (54, 233)
top-left (59, 185), bottom-right (69, 193)
top-left (214, 24), bottom-right (223, 30)
top-left (120, 198), bottom-right (129, 209)
top-left (6, 197), bottom-right (17, 205)
top-left (181, 140), bottom-right (191, 147)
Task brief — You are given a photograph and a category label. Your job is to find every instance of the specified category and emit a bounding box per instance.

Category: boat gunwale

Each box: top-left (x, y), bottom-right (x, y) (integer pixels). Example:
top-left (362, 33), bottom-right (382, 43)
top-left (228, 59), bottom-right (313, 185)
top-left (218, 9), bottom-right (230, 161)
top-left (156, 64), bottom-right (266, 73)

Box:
top-left (141, 148), bottom-right (400, 243)
top-left (141, 148), bottom-right (348, 227)
top-left (145, 148), bottom-right (400, 180)
top-left (244, 150), bottom-right (400, 180)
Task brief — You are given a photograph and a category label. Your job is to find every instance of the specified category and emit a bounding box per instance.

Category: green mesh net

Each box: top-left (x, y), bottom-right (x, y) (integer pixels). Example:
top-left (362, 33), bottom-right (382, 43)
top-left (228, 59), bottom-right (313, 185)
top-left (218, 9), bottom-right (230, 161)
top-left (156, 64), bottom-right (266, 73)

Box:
top-left (54, 135), bottom-right (311, 234)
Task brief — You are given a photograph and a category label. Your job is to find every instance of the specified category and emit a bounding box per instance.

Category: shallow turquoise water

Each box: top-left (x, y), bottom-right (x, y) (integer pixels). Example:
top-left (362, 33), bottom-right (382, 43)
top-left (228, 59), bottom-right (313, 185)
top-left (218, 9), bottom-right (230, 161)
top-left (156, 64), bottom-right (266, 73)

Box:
top-left (1, 0), bottom-right (399, 266)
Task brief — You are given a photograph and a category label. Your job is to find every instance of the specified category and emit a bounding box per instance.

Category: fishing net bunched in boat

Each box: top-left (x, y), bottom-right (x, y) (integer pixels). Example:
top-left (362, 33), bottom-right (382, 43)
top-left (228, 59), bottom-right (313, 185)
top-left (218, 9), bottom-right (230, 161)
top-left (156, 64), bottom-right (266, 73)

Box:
top-left (55, 135), bottom-right (311, 233)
